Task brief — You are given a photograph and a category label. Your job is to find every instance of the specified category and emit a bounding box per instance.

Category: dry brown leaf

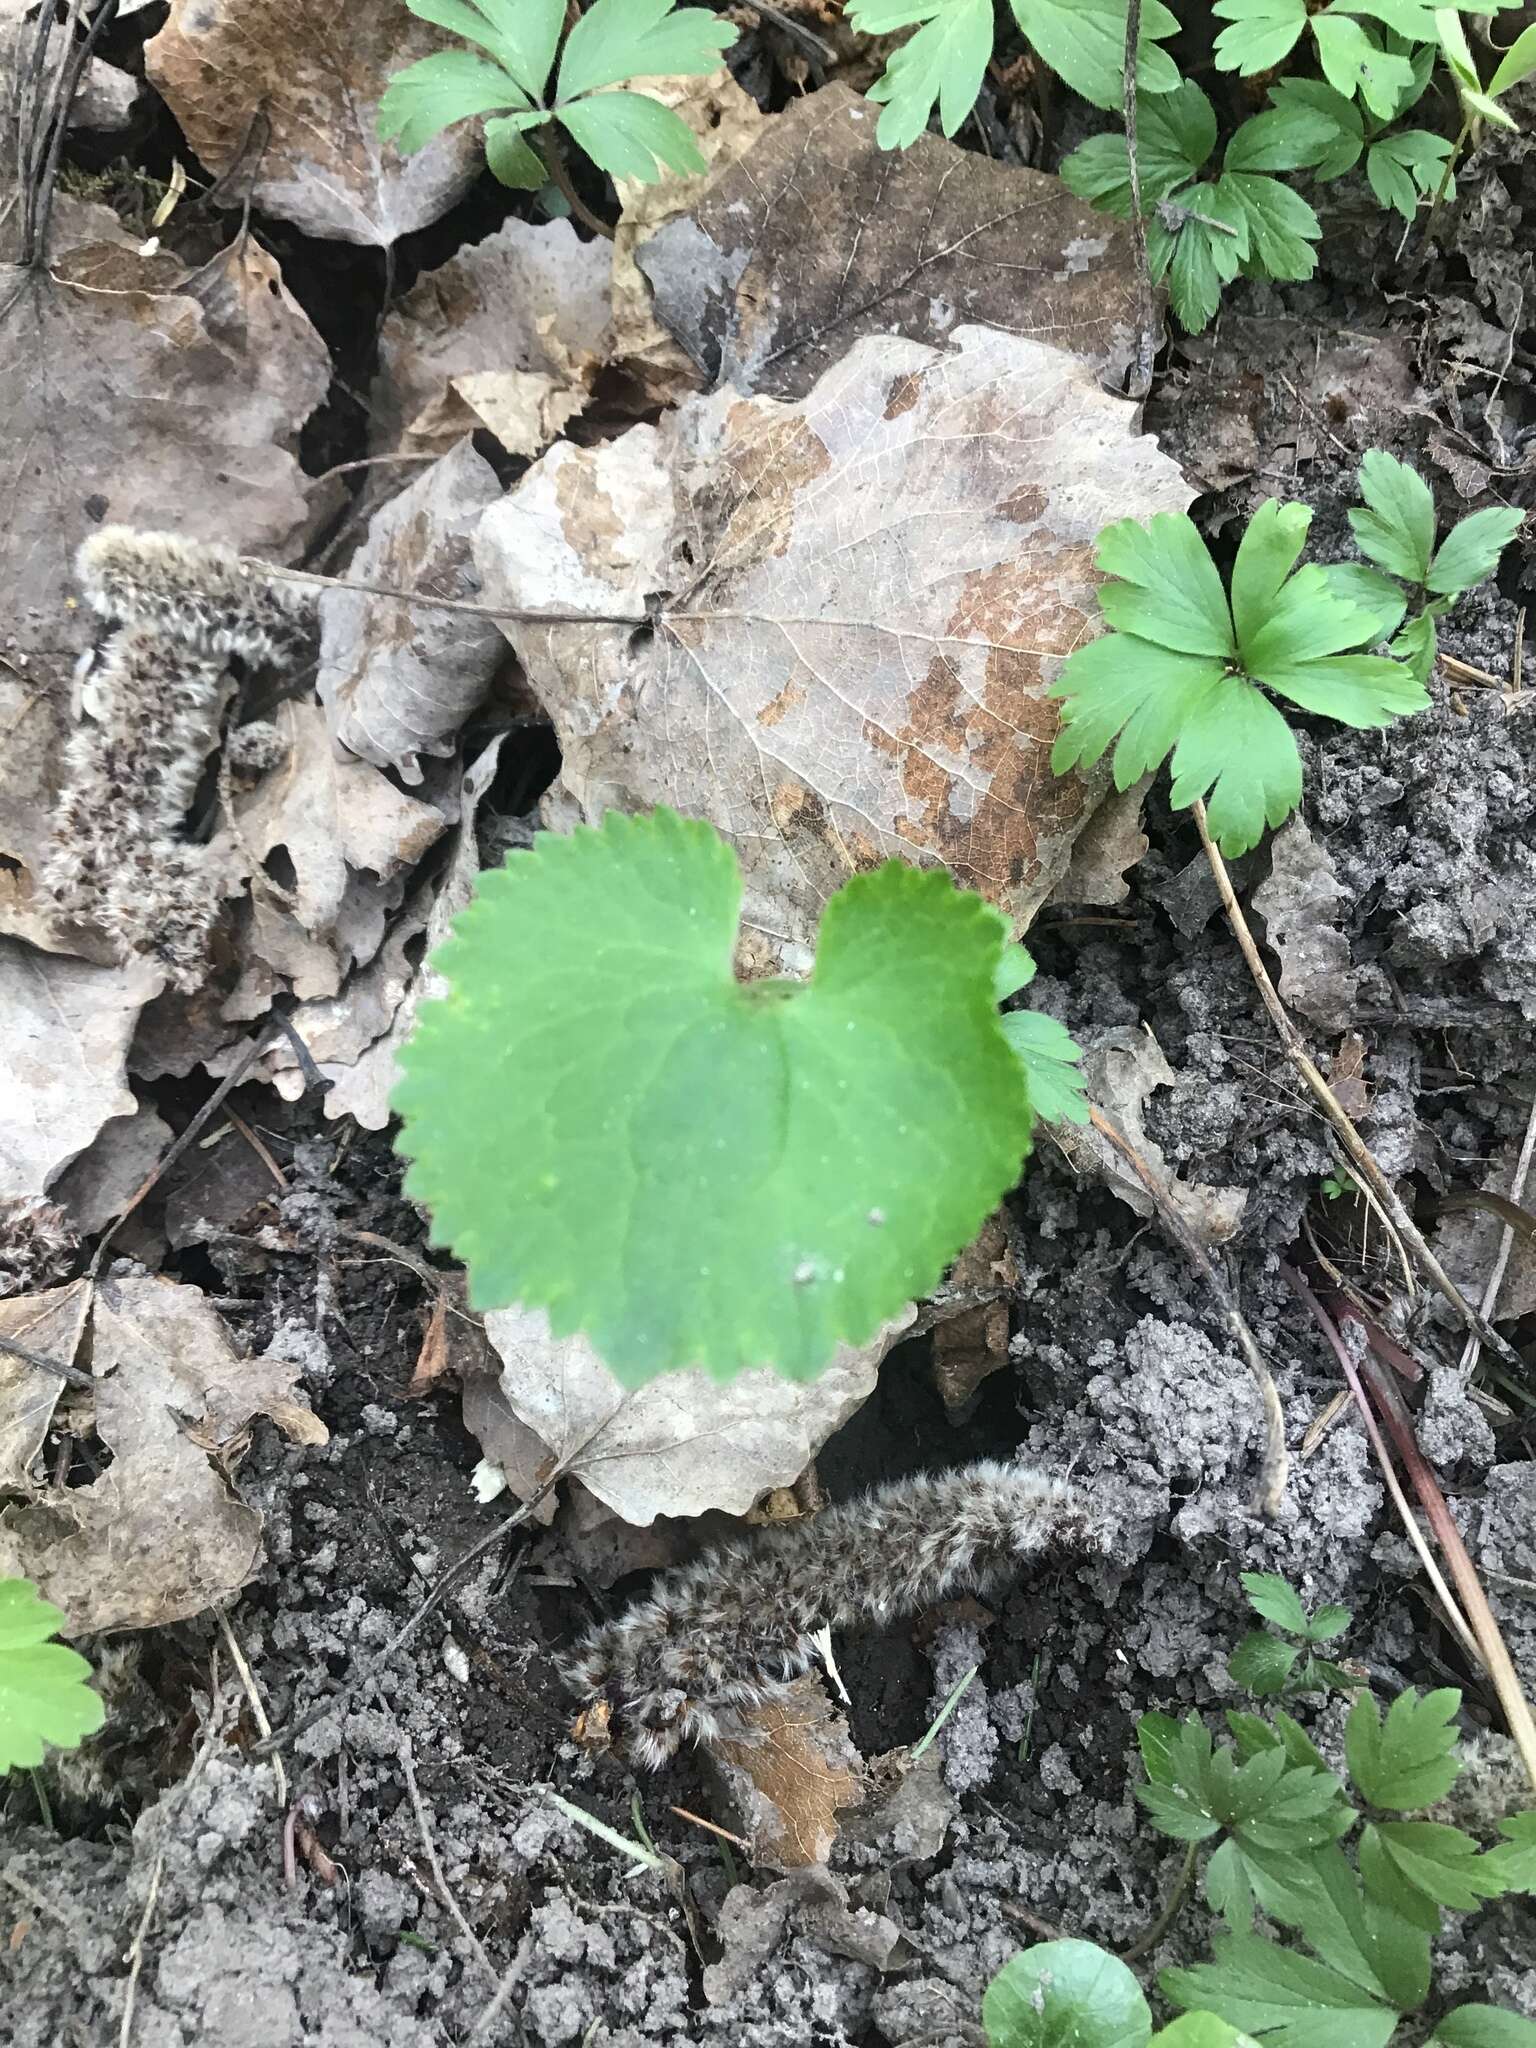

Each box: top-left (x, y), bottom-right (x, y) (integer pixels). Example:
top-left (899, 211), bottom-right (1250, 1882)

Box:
top-left (373, 217), bottom-right (612, 456)
top-left (637, 84), bottom-right (1142, 402)
top-left (52, 1104), bottom-right (172, 1238)
top-left (0, 1282), bottom-right (88, 1491)
top-left (0, 1275), bottom-right (322, 1630)
top-left (230, 699), bottom-right (448, 998)
top-left (1330, 1032), bottom-right (1370, 1120)
top-left (0, 231), bottom-right (326, 946)
top-left (480, 1301), bottom-right (915, 1526)
top-left (1050, 774), bottom-right (1152, 908)
top-left (146, 0), bottom-right (481, 246)
top-left (610, 68), bottom-right (767, 403)
top-left (319, 439), bottom-right (504, 782)
top-left (476, 323), bottom-right (1190, 965)
top-left (710, 1674), bottom-right (864, 1869)
top-left (932, 1216), bottom-right (1016, 1416)
top-left (0, 947), bottom-right (161, 1197)
top-left (1074, 1028), bottom-right (1248, 1246)
top-left (1252, 814), bottom-right (1359, 1032)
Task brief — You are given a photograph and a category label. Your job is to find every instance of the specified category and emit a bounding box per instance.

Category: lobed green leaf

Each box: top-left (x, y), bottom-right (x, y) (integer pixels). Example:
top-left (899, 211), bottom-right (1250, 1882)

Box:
top-left (557, 91), bottom-right (707, 180)
top-left (555, 0), bottom-right (736, 101)
top-left (379, 47), bottom-right (532, 152)
top-left (1346, 1687), bottom-right (1463, 1812)
top-left (0, 1578), bottom-right (104, 1773)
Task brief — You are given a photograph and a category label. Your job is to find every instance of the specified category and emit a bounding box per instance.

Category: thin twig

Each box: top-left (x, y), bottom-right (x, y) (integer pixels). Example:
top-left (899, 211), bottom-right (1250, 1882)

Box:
top-left (215, 1606), bottom-right (287, 1810)
top-left (0, 1327), bottom-right (94, 1390)
top-left (1120, 0), bottom-right (1156, 401)
top-left (469, 1961), bottom-right (525, 2045)
top-left (28, 0), bottom-right (120, 267)
top-left (1286, 1268), bottom-right (1536, 1794)
top-left (1088, 1105), bottom-right (1288, 1516)
top-left (1191, 798), bottom-right (1523, 1370)
top-left (1285, 1268), bottom-right (1481, 1670)
top-left (399, 1733), bottom-right (499, 1990)
top-left (121, 1687), bottom-right (226, 2048)
top-left (1458, 1084), bottom-right (1536, 1373)
top-left (247, 557), bottom-right (640, 628)
top-left (669, 1805), bottom-right (750, 1850)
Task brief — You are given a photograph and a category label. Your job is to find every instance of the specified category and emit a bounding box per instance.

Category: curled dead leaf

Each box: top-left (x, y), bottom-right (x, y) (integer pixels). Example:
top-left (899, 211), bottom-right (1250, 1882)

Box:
top-left (709, 1673), bottom-right (864, 1870)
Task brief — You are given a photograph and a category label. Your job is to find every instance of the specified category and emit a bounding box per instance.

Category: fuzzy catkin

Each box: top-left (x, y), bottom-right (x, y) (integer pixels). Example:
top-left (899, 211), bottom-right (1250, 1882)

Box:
top-left (563, 1459), bottom-right (1103, 1769)
top-left (46, 530), bottom-right (316, 989)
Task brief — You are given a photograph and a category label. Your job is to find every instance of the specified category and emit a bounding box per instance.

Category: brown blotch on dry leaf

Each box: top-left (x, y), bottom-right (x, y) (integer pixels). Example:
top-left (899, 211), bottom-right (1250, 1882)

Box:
top-left (931, 1215), bottom-right (1018, 1417)
top-left (477, 323), bottom-right (1192, 967)
top-left (637, 84), bottom-right (1144, 402)
top-left (709, 1673), bottom-right (865, 1870)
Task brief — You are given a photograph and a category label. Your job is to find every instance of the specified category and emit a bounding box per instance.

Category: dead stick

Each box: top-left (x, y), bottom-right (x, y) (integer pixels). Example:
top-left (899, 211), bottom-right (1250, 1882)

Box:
top-left (1089, 1105), bottom-right (1287, 1516)
top-left (1286, 1267), bottom-right (1536, 1794)
top-left (1120, 0), bottom-right (1156, 401)
top-left (1192, 798), bottom-right (1522, 1370)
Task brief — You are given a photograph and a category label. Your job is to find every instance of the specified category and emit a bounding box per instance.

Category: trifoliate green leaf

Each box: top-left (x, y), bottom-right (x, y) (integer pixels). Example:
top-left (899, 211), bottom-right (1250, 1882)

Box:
top-left (1213, 172), bottom-right (1321, 281)
top-left (1313, 14), bottom-right (1416, 116)
top-left (1320, 563), bottom-right (1409, 643)
top-left (1346, 1687), bottom-right (1463, 1811)
top-left (0, 1577), bottom-right (103, 1772)
top-left (407, 0), bottom-right (563, 97)
top-left (1367, 130), bottom-right (1454, 216)
top-left (1265, 79), bottom-right (1363, 177)
top-left (1230, 1633), bottom-right (1302, 1697)
top-left (1427, 505), bottom-right (1524, 596)
top-left (1160, 1933), bottom-right (1399, 2048)
top-left (861, 0), bottom-right (994, 148)
top-left (1213, 0), bottom-right (1308, 75)
top-left (557, 91), bottom-right (707, 180)
top-left (379, 47), bottom-right (532, 152)
top-left (484, 113), bottom-right (547, 187)
top-left (1484, 1811), bottom-right (1536, 1891)
top-left (1060, 82), bottom-right (1215, 215)
top-left (1011, 0), bottom-right (1181, 112)
top-left (1349, 450), bottom-right (1437, 583)
top-left (555, 0), bottom-right (736, 101)
top-left (394, 810), bottom-right (1031, 1387)
top-left (983, 1939), bottom-right (1152, 2048)
top-left (1240, 1572), bottom-right (1313, 1636)
top-left (1225, 106), bottom-right (1345, 174)
top-left (1362, 1819), bottom-right (1511, 1912)
top-left (1433, 2008), bottom-right (1536, 2048)
top-left (1000, 1010), bottom-right (1091, 1126)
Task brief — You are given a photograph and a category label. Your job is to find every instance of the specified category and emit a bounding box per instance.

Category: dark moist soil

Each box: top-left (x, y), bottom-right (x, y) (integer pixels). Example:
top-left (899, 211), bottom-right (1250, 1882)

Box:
top-left (7, 22), bottom-right (1536, 2048)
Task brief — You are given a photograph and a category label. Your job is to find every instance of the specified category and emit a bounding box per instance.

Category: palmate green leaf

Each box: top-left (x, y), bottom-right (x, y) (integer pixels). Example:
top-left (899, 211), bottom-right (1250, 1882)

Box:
top-left (863, 0), bottom-right (994, 148)
top-left (379, 47), bottom-right (532, 152)
top-left (1148, 198), bottom-right (1247, 334)
top-left (1367, 131), bottom-right (1454, 217)
top-left (1265, 79), bottom-right (1363, 177)
top-left (1320, 563), bottom-right (1410, 642)
top-left (555, 0), bottom-right (736, 101)
top-left (1228, 1633), bottom-right (1300, 1696)
top-left (1096, 514), bottom-right (1236, 656)
top-left (999, 1010), bottom-right (1091, 1127)
top-left (484, 111), bottom-right (547, 187)
top-left (394, 810), bottom-right (1031, 1388)
top-left (1350, 451), bottom-right (1437, 581)
top-left (1225, 107), bottom-right (1346, 175)
top-left (1160, 1933), bottom-right (1399, 2048)
top-left (1049, 635), bottom-right (1231, 790)
top-left (1241, 1574), bottom-right (1311, 1638)
top-left (1433, 2007), bottom-right (1536, 2047)
top-left (1483, 1811), bottom-right (1536, 1891)
top-left (1313, 14), bottom-right (1416, 117)
top-left (0, 1577), bottom-right (103, 1772)
top-left (406, 0), bottom-right (563, 97)
top-left (1213, 0), bottom-right (1308, 75)
top-left (1280, 1840), bottom-right (1430, 2011)
top-left (1427, 505), bottom-right (1524, 595)
top-left (1060, 81), bottom-right (1216, 215)
top-left (1346, 1687), bottom-right (1463, 1811)
top-left (1010, 0), bottom-right (1181, 113)
top-left (982, 1939), bottom-right (1152, 2048)
top-left (557, 91), bottom-right (707, 180)
top-left (1213, 173), bottom-right (1321, 282)
top-left (1365, 1818), bottom-right (1510, 1910)
top-left (1166, 676), bottom-right (1304, 858)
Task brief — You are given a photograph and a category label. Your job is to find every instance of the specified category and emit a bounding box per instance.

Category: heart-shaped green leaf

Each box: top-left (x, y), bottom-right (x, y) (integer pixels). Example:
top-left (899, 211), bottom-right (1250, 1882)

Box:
top-left (395, 809), bottom-right (1031, 1386)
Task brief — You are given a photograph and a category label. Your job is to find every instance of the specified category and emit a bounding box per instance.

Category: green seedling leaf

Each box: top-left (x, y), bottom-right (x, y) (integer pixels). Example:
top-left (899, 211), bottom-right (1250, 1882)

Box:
top-left (1213, 172), bottom-right (1321, 281)
top-left (1367, 130), bottom-right (1454, 217)
top-left (1364, 1819), bottom-right (1512, 1910)
top-left (0, 1577), bottom-right (103, 1772)
top-left (408, 0), bottom-right (564, 97)
top-left (983, 1938), bottom-right (1152, 2048)
top-left (1484, 1811), bottom-right (1536, 1890)
top-left (1426, 506), bottom-right (1524, 596)
top-left (557, 91), bottom-right (707, 180)
top-left (1305, 1605), bottom-right (1352, 1644)
top-left (1314, 13), bottom-right (1416, 117)
top-left (1433, 2008), bottom-right (1536, 2047)
top-left (379, 47), bottom-right (532, 152)
top-left (555, 0), bottom-right (736, 100)
top-left (1229, 1633), bottom-right (1302, 1697)
top-left (1282, 1839), bottom-right (1430, 2009)
top-left (860, 0), bottom-right (993, 147)
top-left (1346, 1686), bottom-right (1463, 1811)
top-left (1148, 196), bottom-right (1248, 335)
top-left (1213, 0), bottom-right (1308, 75)
top-left (1488, 21), bottom-right (1536, 96)
top-left (1160, 1932), bottom-right (1399, 2047)
top-left (1240, 1572), bottom-right (1311, 1636)
top-left (1391, 609), bottom-right (1438, 682)
top-left (1139, 1710), bottom-right (1184, 1787)
top-left (484, 114), bottom-right (547, 187)
top-left (1207, 1837), bottom-right (1257, 1931)
top-left (994, 942), bottom-right (1038, 1004)
top-left (1153, 2020), bottom-right (1264, 2048)
top-left (1010, 0), bottom-right (1181, 112)
top-left (394, 810), bottom-right (1032, 1387)
top-left (1000, 1010), bottom-right (1091, 1127)
top-left (1265, 79), bottom-right (1363, 177)
top-left (1349, 450), bottom-right (1437, 583)
top-left (1318, 559), bottom-right (1412, 640)
top-left (1225, 107), bottom-right (1344, 174)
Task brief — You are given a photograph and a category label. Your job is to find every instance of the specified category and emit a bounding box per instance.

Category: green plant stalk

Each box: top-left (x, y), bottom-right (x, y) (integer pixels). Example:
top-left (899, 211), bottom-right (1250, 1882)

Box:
top-left (1417, 110), bottom-right (1473, 251)
top-left (1191, 797), bottom-right (1524, 1371)
top-left (539, 117), bottom-right (616, 241)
